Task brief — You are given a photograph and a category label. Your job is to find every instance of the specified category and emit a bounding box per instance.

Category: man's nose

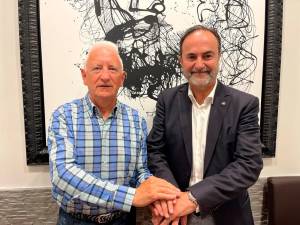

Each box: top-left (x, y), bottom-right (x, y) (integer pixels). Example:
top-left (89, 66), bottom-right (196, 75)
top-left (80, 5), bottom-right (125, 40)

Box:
top-left (194, 57), bottom-right (205, 69)
top-left (99, 69), bottom-right (111, 80)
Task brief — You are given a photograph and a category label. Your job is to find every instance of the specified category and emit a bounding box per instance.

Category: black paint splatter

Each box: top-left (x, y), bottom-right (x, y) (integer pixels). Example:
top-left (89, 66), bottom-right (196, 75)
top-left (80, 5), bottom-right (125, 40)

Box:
top-left (65, 0), bottom-right (257, 98)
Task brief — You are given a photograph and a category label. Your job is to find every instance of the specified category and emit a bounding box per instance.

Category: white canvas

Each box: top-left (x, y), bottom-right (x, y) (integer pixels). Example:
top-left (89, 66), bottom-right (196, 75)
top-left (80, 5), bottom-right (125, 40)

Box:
top-left (40, 0), bottom-right (265, 130)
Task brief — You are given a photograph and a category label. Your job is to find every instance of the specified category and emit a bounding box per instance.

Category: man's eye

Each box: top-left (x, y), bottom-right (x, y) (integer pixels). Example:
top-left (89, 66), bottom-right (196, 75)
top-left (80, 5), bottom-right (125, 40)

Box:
top-left (92, 67), bottom-right (101, 71)
top-left (204, 54), bottom-right (213, 59)
top-left (109, 67), bottom-right (118, 72)
top-left (187, 55), bottom-right (196, 60)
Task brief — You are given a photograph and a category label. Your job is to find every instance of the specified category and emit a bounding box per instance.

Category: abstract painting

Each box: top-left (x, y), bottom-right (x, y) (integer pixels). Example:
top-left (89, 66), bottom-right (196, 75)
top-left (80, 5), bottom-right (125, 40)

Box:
top-left (18, 0), bottom-right (282, 164)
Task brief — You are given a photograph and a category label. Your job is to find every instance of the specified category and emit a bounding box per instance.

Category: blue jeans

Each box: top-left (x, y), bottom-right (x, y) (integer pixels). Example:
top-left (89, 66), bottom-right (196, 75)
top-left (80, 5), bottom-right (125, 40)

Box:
top-left (57, 208), bottom-right (133, 225)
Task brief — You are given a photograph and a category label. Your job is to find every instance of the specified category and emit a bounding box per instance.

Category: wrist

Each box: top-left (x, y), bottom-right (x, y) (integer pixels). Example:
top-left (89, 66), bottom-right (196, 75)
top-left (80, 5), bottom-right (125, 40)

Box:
top-left (187, 191), bottom-right (200, 213)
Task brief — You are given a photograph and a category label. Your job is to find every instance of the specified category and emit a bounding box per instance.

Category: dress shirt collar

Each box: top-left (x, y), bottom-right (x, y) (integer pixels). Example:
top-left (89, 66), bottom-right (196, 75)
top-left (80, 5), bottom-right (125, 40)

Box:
top-left (84, 93), bottom-right (120, 119)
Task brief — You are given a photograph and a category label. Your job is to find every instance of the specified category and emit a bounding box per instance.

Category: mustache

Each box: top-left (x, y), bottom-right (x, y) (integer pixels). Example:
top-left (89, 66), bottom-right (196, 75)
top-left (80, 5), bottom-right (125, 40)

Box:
top-left (185, 69), bottom-right (210, 78)
top-left (191, 68), bottom-right (210, 74)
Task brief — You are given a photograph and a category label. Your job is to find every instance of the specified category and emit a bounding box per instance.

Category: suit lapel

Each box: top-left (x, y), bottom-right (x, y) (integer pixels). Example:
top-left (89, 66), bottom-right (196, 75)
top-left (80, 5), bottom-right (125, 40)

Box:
top-left (204, 82), bottom-right (231, 175)
top-left (178, 84), bottom-right (193, 167)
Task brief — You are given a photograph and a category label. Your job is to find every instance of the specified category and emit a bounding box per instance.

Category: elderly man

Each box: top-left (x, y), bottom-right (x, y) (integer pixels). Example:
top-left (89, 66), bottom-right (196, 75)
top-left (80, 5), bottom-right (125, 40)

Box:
top-left (147, 25), bottom-right (263, 225)
top-left (48, 41), bottom-right (179, 225)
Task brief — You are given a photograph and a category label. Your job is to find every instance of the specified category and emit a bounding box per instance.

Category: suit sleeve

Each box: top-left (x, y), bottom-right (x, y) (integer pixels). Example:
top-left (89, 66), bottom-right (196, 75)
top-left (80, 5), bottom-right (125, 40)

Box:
top-left (189, 96), bottom-right (263, 212)
top-left (147, 93), bottom-right (179, 187)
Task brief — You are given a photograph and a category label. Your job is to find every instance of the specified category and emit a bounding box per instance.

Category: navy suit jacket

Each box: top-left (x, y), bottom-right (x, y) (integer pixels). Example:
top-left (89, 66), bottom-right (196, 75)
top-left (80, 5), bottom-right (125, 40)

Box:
top-left (147, 82), bottom-right (263, 225)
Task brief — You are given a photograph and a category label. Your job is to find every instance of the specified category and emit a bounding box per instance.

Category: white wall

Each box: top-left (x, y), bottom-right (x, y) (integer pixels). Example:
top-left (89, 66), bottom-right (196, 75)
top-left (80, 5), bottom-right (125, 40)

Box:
top-left (261, 0), bottom-right (300, 176)
top-left (0, 0), bottom-right (51, 189)
top-left (0, 0), bottom-right (299, 189)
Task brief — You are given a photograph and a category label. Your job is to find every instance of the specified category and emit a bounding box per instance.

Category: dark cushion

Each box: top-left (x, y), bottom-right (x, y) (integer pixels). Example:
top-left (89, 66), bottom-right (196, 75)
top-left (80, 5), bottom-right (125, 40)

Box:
top-left (267, 176), bottom-right (300, 225)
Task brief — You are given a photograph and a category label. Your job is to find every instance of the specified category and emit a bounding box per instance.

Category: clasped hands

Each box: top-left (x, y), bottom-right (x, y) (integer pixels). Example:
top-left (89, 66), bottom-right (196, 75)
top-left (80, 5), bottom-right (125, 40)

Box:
top-left (132, 176), bottom-right (197, 225)
top-left (150, 191), bottom-right (197, 225)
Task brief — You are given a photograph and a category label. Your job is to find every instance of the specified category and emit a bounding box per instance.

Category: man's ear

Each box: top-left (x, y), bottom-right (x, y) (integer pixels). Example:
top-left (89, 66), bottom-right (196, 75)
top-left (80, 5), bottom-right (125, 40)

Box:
top-left (81, 68), bottom-right (87, 85)
top-left (121, 71), bottom-right (127, 85)
top-left (178, 55), bottom-right (183, 66)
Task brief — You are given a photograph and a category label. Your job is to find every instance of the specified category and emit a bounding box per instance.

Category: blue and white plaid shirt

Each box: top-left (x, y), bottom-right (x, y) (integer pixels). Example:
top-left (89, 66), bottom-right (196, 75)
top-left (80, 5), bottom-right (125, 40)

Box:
top-left (48, 94), bottom-right (151, 215)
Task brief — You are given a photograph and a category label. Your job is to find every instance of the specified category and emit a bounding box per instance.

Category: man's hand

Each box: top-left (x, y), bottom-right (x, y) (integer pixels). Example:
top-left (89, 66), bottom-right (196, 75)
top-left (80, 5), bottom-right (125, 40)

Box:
top-left (153, 199), bottom-right (176, 218)
top-left (151, 213), bottom-right (187, 225)
top-left (170, 215), bottom-right (188, 225)
top-left (132, 176), bottom-right (180, 207)
top-left (151, 199), bottom-right (180, 225)
top-left (151, 204), bottom-right (164, 225)
top-left (158, 192), bottom-right (197, 225)
top-left (150, 199), bottom-right (176, 224)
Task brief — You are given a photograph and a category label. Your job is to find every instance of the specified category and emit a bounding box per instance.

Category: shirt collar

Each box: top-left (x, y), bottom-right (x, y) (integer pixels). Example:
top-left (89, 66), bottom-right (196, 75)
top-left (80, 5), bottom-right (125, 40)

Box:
top-left (84, 93), bottom-right (120, 118)
top-left (188, 81), bottom-right (217, 106)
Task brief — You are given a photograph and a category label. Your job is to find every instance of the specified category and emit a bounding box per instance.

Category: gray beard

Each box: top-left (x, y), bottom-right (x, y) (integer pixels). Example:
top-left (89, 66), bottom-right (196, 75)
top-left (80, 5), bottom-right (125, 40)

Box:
top-left (185, 72), bottom-right (213, 90)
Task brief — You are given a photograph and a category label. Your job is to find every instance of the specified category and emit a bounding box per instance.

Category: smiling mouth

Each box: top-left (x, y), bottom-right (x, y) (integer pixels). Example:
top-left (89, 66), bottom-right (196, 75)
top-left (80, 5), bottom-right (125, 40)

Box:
top-left (191, 71), bottom-right (210, 75)
top-left (97, 85), bottom-right (112, 88)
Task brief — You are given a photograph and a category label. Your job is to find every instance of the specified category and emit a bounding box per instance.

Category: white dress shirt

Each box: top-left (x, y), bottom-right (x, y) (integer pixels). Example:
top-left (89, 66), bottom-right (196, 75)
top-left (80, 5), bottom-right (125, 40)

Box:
top-left (188, 83), bottom-right (217, 186)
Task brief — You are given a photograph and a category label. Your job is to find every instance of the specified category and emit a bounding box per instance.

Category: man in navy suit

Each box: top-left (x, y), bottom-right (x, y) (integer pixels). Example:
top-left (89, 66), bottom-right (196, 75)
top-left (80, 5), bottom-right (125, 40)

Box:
top-left (147, 25), bottom-right (263, 225)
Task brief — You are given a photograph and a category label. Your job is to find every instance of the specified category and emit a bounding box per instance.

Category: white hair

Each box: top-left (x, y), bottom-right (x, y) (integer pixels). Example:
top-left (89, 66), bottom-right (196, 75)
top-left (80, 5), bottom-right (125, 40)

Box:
top-left (83, 40), bottom-right (124, 69)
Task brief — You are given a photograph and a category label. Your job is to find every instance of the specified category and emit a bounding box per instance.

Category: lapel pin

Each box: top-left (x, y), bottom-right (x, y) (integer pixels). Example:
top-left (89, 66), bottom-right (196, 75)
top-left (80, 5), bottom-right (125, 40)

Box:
top-left (221, 101), bottom-right (226, 106)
